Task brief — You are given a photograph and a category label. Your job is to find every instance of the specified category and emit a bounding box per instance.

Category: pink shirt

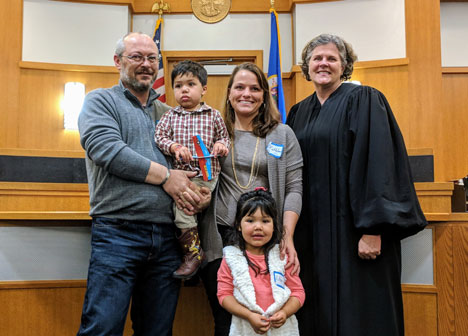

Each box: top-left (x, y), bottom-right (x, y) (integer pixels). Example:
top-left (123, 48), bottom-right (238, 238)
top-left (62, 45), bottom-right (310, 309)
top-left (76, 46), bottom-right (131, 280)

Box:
top-left (217, 250), bottom-right (305, 311)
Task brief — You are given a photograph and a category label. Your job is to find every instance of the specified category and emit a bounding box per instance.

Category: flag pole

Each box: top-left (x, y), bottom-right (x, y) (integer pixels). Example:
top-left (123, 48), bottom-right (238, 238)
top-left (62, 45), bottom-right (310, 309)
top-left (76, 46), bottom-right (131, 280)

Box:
top-left (151, 1), bottom-right (170, 103)
top-left (151, 0), bottom-right (171, 49)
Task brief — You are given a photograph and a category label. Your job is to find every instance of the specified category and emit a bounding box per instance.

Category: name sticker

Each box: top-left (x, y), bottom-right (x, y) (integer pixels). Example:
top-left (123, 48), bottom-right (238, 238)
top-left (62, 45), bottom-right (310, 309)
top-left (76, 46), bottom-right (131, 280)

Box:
top-left (273, 271), bottom-right (286, 289)
top-left (267, 142), bottom-right (284, 159)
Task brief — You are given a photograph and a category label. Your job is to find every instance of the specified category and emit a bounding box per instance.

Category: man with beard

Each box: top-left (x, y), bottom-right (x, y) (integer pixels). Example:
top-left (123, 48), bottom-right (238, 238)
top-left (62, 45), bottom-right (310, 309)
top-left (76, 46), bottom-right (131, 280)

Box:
top-left (77, 32), bottom-right (210, 336)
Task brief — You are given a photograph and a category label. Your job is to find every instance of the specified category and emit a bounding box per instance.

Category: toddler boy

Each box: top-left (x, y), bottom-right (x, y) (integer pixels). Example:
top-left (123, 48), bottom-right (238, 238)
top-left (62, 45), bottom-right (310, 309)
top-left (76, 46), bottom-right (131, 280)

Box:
top-left (155, 60), bottom-right (230, 279)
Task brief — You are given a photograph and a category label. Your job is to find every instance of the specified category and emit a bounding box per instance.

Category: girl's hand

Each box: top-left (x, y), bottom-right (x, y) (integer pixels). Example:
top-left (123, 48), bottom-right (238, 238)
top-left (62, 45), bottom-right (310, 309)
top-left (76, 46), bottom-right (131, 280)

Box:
top-left (170, 143), bottom-right (193, 162)
top-left (212, 142), bottom-right (229, 157)
top-left (270, 310), bottom-right (287, 328)
top-left (247, 312), bottom-right (270, 334)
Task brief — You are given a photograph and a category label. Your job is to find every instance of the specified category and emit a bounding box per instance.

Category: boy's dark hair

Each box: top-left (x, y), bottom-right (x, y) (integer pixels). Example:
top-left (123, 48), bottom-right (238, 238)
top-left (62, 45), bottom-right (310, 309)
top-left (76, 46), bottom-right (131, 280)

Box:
top-left (171, 60), bottom-right (208, 87)
top-left (225, 189), bottom-right (284, 276)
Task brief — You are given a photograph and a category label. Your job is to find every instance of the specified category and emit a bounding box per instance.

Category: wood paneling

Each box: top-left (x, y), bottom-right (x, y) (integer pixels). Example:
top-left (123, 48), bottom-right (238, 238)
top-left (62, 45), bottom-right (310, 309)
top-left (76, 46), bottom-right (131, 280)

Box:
top-left (61, 0), bottom-right (338, 13)
top-left (405, 0), bottom-right (444, 180)
top-left (0, 182), bottom-right (90, 214)
top-left (440, 74), bottom-right (468, 181)
top-left (17, 68), bottom-right (119, 150)
top-left (0, 148), bottom-right (85, 158)
top-left (19, 61), bottom-right (118, 74)
top-left (415, 182), bottom-right (453, 215)
top-left (442, 67), bottom-right (468, 74)
top-left (453, 225), bottom-right (468, 334)
top-left (435, 224), bottom-right (456, 336)
top-left (0, 286), bottom-right (87, 336)
top-left (133, 0), bottom-right (291, 13)
top-left (0, 281), bottom-right (213, 336)
top-left (0, 0), bottom-right (22, 150)
top-left (402, 292), bottom-right (438, 336)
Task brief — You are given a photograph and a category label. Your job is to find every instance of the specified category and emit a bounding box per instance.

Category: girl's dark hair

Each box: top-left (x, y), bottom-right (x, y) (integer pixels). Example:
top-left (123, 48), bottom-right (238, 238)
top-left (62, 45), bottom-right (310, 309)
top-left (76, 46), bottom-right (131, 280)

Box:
top-left (223, 62), bottom-right (280, 139)
top-left (225, 189), bottom-right (284, 276)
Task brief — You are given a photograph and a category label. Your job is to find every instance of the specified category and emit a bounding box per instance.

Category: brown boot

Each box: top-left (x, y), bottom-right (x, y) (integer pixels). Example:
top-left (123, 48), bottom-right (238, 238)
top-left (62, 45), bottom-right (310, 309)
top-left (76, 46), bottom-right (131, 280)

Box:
top-left (173, 227), bottom-right (205, 280)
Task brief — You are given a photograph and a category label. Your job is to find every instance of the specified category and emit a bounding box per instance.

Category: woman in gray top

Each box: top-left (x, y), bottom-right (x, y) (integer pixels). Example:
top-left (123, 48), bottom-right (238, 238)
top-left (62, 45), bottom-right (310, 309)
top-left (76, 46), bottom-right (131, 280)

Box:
top-left (199, 62), bottom-right (303, 336)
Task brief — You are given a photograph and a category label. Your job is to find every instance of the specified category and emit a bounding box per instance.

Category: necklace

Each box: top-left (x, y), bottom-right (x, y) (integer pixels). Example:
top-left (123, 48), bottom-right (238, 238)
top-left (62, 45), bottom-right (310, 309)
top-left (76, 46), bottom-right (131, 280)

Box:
top-left (231, 136), bottom-right (260, 189)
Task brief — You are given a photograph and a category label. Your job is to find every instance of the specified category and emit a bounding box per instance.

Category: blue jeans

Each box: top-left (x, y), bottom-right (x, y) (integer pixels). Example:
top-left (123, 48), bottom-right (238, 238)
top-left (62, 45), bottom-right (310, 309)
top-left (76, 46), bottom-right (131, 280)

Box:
top-left (77, 217), bottom-right (181, 336)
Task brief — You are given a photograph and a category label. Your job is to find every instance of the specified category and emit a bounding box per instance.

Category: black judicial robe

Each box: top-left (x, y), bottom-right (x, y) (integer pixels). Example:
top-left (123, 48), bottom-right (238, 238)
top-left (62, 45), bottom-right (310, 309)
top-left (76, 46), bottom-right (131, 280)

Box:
top-left (287, 83), bottom-right (427, 336)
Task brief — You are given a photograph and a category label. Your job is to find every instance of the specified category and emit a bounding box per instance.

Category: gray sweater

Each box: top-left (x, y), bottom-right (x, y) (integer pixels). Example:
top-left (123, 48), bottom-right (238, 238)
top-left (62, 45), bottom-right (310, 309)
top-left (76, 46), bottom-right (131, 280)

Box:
top-left (200, 123), bottom-right (303, 262)
top-left (78, 82), bottom-right (172, 223)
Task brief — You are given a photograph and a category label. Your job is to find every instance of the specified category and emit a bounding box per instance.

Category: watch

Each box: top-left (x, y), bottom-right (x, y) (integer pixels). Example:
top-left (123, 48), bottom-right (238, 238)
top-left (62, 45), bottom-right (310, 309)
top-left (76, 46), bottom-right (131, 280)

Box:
top-left (160, 167), bottom-right (170, 186)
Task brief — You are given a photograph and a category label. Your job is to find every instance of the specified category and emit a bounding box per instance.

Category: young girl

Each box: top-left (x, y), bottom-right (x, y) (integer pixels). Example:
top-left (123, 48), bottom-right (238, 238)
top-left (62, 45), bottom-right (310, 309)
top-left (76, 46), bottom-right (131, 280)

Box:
top-left (217, 188), bottom-right (305, 335)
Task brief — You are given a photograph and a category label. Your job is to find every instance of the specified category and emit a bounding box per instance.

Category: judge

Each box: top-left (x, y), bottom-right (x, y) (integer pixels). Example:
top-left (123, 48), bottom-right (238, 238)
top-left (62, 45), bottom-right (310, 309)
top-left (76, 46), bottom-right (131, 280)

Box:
top-left (286, 34), bottom-right (427, 336)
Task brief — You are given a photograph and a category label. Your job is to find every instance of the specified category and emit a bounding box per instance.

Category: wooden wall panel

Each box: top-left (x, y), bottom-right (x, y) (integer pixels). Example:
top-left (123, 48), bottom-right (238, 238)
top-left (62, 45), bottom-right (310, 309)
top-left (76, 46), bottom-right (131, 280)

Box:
top-left (402, 292), bottom-right (438, 336)
top-left (440, 74), bottom-right (468, 181)
top-left (405, 0), bottom-right (444, 180)
top-left (435, 224), bottom-right (455, 336)
top-left (0, 182), bottom-right (90, 213)
top-left (0, 286), bottom-right (86, 336)
top-left (453, 225), bottom-right (468, 335)
top-left (132, 0), bottom-right (291, 13)
top-left (352, 65), bottom-right (411, 140)
top-left (63, 0), bottom-right (335, 13)
top-left (0, 0), bottom-right (22, 149)
top-left (17, 68), bottom-right (119, 151)
top-left (0, 283), bottom-right (213, 336)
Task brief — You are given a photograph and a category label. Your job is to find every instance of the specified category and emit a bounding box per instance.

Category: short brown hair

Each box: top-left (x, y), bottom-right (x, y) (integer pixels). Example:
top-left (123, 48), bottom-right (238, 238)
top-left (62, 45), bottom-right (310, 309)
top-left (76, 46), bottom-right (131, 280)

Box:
top-left (300, 34), bottom-right (357, 81)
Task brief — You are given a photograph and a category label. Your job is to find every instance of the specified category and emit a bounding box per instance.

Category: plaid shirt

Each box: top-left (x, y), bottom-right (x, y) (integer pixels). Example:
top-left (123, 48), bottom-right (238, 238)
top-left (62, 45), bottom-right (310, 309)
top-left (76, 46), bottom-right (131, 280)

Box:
top-left (155, 103), bottom-right (230, 177)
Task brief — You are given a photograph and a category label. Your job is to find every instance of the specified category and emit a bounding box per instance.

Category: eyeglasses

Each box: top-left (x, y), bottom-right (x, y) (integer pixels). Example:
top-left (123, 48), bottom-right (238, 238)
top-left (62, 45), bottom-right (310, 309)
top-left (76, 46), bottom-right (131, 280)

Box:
top-left (121, 54), bottom-right (160, 64)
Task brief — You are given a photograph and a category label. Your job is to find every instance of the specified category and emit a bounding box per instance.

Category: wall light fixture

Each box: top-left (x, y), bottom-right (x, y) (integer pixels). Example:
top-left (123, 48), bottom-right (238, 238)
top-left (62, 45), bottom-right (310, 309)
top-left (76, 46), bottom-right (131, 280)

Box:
top-left (63, 82), bottom-right (85, 130)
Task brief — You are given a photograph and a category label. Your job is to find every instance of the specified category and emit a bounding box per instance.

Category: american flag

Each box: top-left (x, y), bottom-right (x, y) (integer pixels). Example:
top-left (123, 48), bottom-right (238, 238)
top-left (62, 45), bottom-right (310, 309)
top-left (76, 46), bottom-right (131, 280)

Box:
top-left (152, 18), bottom-right (166, 102)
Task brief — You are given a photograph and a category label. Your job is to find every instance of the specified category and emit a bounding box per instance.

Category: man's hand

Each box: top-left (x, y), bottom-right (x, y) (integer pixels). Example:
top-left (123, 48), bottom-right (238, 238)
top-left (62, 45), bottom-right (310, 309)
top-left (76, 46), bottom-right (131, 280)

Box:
top-left (162, 170), bottom-right (200, 211)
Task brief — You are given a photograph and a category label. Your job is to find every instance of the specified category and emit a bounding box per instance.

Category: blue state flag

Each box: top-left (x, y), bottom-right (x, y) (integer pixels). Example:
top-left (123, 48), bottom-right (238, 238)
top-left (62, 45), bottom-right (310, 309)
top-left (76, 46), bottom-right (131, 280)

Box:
top-left (267, 9), bottom-right (286, 123)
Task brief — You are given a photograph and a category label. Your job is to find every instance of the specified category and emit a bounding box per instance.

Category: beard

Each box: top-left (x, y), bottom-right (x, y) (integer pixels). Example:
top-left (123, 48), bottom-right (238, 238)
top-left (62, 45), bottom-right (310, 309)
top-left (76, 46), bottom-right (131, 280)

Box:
top-left (121, 66), bottom-right (156, 93)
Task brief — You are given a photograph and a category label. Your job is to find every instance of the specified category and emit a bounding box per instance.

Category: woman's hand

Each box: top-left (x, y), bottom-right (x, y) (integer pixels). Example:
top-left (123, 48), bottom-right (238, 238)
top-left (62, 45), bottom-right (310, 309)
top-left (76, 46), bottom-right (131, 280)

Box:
top-left (358, 234), bottom-right (381, 260)
top-left (247, 312), bottom-right (270, 334)
top-left (269, 310), bottom-right (287, 329)
top-left (280, 236), bottom-right (300, 275)
top-left (281, 211), bottom-right (300, 275)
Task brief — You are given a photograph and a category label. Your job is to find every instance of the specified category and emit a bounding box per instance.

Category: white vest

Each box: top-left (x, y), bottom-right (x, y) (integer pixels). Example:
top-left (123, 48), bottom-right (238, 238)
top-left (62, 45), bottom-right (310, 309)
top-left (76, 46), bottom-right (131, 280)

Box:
top-left (223, 245), bottom-right (300, 336)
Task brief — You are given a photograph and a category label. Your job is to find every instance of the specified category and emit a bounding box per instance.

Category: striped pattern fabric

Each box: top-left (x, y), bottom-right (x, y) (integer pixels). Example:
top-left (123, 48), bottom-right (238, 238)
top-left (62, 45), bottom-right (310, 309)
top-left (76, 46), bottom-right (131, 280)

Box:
top-left (152, 17), bottom-right (166, 102)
